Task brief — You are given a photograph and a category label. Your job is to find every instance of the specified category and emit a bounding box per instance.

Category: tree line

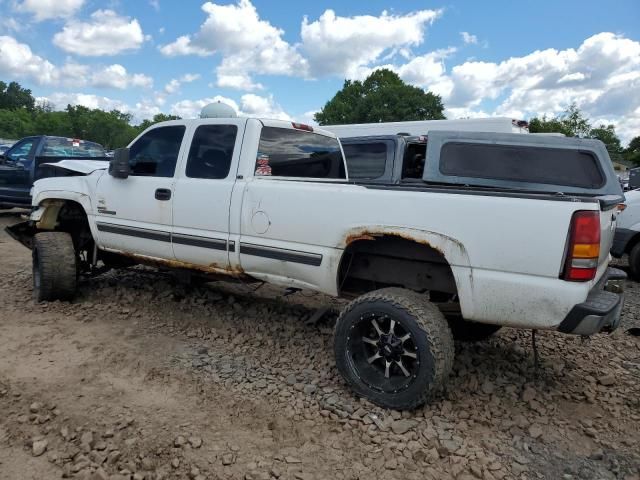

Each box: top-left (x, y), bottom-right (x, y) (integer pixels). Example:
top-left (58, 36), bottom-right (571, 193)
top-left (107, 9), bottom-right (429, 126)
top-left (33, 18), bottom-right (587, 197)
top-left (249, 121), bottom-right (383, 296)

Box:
top-left (1, 75), bottom-right (638, 165)
top-left (0, 81), bottom-right (178, 149)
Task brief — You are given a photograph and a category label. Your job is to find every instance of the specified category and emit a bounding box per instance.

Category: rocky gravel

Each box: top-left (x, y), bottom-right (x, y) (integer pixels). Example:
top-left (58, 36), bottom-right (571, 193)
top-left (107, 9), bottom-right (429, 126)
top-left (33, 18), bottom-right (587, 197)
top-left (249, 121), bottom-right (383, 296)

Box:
top-left (0, 211), bottom-right (639, 480)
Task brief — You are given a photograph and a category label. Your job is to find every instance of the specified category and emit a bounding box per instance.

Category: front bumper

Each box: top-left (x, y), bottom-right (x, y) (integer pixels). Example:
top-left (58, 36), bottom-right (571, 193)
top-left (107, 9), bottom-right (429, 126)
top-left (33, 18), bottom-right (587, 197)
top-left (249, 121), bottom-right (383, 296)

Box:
top-left (558, 267), bottom-right (625, 336)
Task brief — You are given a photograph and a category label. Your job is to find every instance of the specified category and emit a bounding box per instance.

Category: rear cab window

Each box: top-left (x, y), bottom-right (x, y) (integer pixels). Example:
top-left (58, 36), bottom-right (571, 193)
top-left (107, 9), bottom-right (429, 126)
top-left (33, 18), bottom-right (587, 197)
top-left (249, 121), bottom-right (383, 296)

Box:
top-left (341, 142), bottom-right (387, 179)
top-left (255, 126), bottom-right (345, 180)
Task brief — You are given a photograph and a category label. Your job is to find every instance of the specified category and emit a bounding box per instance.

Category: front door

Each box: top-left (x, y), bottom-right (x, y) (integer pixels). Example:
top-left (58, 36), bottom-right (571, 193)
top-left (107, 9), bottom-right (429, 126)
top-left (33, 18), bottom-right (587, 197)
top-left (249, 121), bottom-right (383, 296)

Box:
top-left (95, 125), bottom-right (187, 260)
top-left (172, 120), bottom-right (245, 270)
top-left (0, 137), bottom-right (37, 204)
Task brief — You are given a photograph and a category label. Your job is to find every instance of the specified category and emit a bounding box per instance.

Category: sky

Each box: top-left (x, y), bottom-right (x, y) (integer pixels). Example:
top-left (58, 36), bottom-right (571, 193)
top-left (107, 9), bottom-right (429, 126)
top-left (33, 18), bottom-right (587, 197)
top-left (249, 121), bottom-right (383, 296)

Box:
top-left (0, 0), bottom-right (639, 143)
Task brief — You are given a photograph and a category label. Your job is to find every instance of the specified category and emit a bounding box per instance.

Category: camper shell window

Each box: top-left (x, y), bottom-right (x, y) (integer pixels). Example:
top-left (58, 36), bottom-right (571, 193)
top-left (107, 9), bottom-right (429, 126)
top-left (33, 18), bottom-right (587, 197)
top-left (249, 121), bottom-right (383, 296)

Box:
top-left (439, 142), bottom-right (605, 189)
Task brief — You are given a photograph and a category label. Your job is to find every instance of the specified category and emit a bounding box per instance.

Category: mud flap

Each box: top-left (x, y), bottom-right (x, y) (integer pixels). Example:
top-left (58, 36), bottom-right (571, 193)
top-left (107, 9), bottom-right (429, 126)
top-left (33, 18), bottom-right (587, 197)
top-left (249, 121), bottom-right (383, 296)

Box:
top-left (5, 221), bottom-right (38, 249)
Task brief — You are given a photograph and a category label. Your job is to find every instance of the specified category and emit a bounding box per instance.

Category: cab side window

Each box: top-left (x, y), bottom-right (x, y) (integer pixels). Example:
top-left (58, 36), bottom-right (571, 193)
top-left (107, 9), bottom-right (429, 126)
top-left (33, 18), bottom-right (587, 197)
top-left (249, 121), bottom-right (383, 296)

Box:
top-left (256, 127), bottom-right (345, 179)
top-left (7, 139), bottom-right (35, 162)
top-left (186, 125), bottom-right (237, 179)
top-left (129, 126), bottom-right (185, 177)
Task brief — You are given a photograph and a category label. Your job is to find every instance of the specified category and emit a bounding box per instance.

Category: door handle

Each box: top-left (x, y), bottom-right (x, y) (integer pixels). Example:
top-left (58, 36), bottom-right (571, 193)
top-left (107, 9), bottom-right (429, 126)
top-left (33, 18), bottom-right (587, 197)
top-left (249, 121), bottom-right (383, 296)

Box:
top-left (155, 188), bottom-right (171, 201)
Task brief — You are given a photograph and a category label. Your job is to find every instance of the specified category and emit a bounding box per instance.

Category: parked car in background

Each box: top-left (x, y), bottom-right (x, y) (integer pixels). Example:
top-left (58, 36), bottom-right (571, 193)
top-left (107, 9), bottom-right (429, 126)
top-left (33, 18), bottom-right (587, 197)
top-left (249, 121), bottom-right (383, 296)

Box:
top-left (7, 119), bottom-right (625, 409)
top-left (612, 189), bottom-right (640, 278)
top-left (322, 117), bottom-right (529, 138)
top-left (0, 136), bottom-right (107, 208)
top-left (340, 134), bottom-right (427, 182)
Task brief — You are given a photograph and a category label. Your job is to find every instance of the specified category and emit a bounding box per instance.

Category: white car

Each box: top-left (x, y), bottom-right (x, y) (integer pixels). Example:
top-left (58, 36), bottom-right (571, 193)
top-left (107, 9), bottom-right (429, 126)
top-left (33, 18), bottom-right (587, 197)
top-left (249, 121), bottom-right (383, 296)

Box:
top-left (6, 117), bottom-right (625, 409)
top-left (612, 189), bottom-right (640, 277)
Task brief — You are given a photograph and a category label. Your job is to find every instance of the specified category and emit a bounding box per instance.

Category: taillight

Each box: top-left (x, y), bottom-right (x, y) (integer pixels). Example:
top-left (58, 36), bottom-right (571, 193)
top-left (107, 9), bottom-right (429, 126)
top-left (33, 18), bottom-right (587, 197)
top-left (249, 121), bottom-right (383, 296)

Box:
top-left (563, 210), bottom-right (600, 282)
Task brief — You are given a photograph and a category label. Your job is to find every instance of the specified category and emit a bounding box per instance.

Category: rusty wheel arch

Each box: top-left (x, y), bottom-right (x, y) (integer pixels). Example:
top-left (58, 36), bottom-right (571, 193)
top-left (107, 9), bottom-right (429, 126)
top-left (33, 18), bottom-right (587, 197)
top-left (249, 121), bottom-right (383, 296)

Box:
top-left (337, 229), bottom-right (460, 299)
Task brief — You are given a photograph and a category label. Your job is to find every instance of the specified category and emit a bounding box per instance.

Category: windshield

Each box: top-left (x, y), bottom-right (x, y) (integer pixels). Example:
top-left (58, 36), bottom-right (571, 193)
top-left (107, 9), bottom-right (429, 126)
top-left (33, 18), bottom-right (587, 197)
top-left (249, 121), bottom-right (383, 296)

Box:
top-left (42, 138), bottom-right (106, 158)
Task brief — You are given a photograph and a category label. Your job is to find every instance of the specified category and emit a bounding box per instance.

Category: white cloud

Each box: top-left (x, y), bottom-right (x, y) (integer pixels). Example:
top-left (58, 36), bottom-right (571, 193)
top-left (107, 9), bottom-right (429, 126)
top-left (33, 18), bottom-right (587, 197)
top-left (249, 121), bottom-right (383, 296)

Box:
top-left (159, 1), bottom-right (442, 90)
top-left (160, 35), bottom-right (209, 57)
top-left (171, 96), bottom-right (240, 119)
top-left (0, 35), bottom-right (58, 85)
top-left (359, 48), bottom-right (456, 99)
top-left (169, 93), bottom-right (290, 120)
top-left (16, 0), bottom-right (84, 21)
top-left (300, 8), bottom-right (442, 78)
top-left (409, 32), bottom-right (640, 143)
top-left (91, 64), bottom-right (153, 90)
top-left (460, 31), bottom-right (478, 45)
top-left (1, 17), bottom-right (23, 34)
top-left (163, 73), bottom-right (200, 95)
top-left (160, 0), bottom-right (306, 91)
top-left (53, 10), bottom-right (145, 56)
top-left (38, 92), bottom-right (130, 112)
top-left (239, 93), bottom-right (290, 120)
top-left (0, 36), bottom-right (152, 89)
top-left (38, 92), bottom-right (163, 125)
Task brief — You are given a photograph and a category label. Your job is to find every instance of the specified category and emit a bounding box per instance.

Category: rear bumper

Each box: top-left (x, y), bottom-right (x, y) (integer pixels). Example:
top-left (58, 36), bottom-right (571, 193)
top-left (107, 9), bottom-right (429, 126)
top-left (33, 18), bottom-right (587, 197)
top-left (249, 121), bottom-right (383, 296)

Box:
top-left (611, 228), bottom-right (635, 258)
top-left (558, 267), bottom-right (625, 335)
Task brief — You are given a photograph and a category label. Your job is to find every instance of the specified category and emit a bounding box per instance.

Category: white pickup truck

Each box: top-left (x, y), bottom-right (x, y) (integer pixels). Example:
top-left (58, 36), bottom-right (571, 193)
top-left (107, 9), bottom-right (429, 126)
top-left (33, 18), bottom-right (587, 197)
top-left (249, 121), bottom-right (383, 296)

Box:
top-left (6, 117), bottom-right (626, 409)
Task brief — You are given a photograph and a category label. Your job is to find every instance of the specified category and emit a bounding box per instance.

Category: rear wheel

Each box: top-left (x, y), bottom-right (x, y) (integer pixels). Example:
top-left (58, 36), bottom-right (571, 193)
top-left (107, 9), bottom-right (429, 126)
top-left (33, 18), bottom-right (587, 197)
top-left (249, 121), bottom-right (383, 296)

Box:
top-left (32, 232), bottom-right (77, 301)
top-left (334, 288), bottom-right (454, 410)
top-left (628, 242), bottom-right (640, 281)
top-left (448, 316), bottom-right (502, 342)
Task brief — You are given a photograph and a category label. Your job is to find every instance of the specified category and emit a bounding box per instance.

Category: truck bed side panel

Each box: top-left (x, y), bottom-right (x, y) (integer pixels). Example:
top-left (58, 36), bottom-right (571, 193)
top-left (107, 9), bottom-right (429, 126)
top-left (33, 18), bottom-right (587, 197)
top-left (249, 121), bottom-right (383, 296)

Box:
top-left (238, 179), bottom-right (599, 329)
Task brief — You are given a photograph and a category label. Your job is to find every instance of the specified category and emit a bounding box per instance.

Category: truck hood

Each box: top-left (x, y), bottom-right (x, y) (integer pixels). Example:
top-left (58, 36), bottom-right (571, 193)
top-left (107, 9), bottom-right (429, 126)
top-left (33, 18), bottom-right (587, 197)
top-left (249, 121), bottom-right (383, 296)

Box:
top-left (41, 159), bottom-right (109, 175)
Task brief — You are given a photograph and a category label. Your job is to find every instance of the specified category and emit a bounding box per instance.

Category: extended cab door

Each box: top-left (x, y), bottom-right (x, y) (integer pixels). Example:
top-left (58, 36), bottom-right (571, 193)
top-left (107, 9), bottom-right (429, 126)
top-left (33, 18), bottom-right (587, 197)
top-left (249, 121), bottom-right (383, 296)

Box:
top-left (172, 119), bottom-right (246, 270)
top-left (237, 122), bottom-right (347, 293)
top-left (94, 124), bottom-right (187, 260)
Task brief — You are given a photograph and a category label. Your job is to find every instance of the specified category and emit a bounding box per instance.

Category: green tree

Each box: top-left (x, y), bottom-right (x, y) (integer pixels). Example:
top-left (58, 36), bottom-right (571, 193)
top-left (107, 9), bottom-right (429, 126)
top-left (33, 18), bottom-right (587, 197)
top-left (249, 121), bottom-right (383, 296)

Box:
top-left (0, 108), bottom-right (34, 138)
top-left (0, 81), bottom-right (35, 111)
top-left (529, 103), bottom-right (591, 137)
top-left (137, 113), bottom-right (181, 132)
top-left (65, 105), bottom-right (139, 149)
top-left (625, 136), bottom-right (640, 166)
top-left (314, 69), bottom-right (445, 125)
top-left (528, 116), bottom-right (573, 136)
top-left (589, 124), bottom-right (623, 162)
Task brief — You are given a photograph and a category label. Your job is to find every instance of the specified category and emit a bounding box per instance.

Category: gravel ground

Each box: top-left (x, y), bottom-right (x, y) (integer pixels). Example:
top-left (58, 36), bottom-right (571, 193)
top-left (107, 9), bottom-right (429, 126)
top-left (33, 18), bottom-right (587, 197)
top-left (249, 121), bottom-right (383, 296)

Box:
top-left (0, 210), bottom-right (639, 480)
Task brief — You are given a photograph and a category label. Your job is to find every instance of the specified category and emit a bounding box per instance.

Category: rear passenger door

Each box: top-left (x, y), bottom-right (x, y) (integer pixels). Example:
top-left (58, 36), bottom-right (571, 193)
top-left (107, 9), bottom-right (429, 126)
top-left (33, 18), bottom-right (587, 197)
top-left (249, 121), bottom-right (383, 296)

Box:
top-left (238, 124), bottom-right (347, 292)
top-left (171, 119), bottom-right (246, 270)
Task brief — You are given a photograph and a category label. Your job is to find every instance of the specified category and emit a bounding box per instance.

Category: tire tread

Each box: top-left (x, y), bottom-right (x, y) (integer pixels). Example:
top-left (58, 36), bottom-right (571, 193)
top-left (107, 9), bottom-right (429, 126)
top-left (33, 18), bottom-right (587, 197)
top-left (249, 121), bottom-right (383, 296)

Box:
top-left (33, 232), bottom-right (77, 301)
top-left (335, 287), bottom-right (454, 410)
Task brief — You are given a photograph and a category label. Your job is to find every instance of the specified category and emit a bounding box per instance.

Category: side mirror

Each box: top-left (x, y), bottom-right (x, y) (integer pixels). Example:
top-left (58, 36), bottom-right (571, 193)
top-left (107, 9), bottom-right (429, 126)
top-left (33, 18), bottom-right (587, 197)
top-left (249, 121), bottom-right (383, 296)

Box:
top-left (109, 148), bottom-right (130, 179)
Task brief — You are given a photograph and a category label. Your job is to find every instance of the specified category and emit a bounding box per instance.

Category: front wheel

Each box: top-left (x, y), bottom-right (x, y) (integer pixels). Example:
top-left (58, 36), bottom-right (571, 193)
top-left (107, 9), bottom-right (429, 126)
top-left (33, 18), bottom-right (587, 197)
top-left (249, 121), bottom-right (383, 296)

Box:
top-left (32, 232), bottom-right (77, 302)
top-left (334, 288), bottom-right (454, 410)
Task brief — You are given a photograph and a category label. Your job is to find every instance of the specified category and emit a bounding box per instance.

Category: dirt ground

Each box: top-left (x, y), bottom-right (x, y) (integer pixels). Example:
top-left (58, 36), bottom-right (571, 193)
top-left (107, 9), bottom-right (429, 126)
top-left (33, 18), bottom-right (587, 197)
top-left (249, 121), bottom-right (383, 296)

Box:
top-left (0, 210), bottom-right (639, 480)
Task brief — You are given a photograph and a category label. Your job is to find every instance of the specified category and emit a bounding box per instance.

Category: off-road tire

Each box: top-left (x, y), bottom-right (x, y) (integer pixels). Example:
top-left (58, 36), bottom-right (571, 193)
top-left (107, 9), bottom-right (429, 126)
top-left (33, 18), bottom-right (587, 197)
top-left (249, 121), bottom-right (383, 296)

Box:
top-left (448, 316), bottom-right (502, 342)
top-left (32, 232), bottom-right (77, 301)
top-left (628, 242), bottom-right (640, 281)
top-left (334, 287), bottom-right (454, 410)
